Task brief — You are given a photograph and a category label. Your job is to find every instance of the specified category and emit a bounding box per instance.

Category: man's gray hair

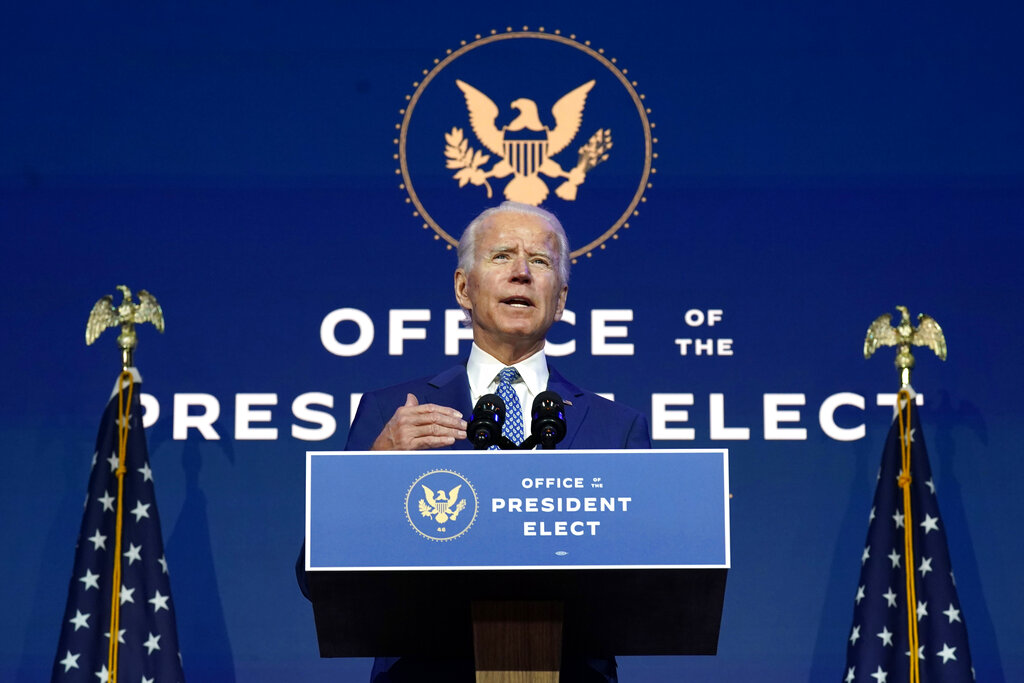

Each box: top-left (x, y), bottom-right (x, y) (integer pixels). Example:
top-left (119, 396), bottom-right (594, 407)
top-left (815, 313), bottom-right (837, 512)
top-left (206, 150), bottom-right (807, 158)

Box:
top-left (456, 201), bottom-right (571, 285)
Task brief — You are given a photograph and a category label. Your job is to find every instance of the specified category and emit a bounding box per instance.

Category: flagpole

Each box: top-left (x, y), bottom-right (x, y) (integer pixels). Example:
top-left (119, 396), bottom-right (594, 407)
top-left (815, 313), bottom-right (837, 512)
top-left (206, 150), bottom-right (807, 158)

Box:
top-left (896, 388), bottom-right (919, 683)
top-left (106, 371), bottom-right (134, 683)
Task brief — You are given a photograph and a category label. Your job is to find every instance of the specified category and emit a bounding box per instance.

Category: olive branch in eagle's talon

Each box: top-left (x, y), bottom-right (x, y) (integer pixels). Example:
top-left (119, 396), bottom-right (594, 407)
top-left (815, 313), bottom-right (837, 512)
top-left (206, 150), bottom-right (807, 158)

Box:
top-left (444, 127), bottom-right (494, 198)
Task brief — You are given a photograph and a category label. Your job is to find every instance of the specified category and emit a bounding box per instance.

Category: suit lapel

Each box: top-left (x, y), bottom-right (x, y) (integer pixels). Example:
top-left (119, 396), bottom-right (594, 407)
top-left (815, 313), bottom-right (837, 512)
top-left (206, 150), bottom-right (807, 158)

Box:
top-left (545, 365), bottom-right (588, 449)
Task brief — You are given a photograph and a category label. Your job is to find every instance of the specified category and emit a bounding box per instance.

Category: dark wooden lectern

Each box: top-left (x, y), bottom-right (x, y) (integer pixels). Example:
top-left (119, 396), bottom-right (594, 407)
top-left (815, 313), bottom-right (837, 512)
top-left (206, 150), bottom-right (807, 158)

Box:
top-left (308, 566), bottom-right (727, 681)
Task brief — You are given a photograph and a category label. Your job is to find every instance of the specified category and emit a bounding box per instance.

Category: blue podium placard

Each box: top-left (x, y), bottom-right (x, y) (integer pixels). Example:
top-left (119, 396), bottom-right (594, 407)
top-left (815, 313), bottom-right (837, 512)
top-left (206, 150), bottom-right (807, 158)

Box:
top-left (306, 449), bottom-right (729, 571)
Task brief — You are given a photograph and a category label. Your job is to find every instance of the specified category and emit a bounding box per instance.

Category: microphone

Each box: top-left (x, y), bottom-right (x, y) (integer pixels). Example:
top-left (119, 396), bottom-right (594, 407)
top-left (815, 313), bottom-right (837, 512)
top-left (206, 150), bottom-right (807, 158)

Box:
top-left (467, 393), bottom-right (505, 450)
top-left (529, 390), bottom-right (567, 449)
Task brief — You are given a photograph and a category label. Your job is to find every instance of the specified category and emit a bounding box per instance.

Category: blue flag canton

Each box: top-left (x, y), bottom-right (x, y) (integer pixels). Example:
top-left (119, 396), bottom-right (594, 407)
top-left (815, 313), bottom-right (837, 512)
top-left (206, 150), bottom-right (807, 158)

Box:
top-left (53, 380), bottom-right (185, 682)
top-left (843, 405), bottom-right (973, 682)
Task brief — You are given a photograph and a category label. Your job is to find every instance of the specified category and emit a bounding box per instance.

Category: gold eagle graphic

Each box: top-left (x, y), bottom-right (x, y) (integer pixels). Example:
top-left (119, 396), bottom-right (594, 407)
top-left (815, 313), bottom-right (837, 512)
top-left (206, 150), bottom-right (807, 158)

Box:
top-left (447, 79), bottom-right (610, 205)
top-left (418, 484), bottom-right (467, 524)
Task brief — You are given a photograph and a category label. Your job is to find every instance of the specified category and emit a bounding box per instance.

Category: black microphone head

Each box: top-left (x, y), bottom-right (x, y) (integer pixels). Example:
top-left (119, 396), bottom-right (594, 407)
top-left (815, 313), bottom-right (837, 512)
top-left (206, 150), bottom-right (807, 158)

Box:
top-left (468, 393), bottom-right (506, 449)
top-left (531, 390), bottom-right (566, 446)
top-left (533, 391), bottom-right (564, 413)
top-left (476, 393), bottom-right (506, 417)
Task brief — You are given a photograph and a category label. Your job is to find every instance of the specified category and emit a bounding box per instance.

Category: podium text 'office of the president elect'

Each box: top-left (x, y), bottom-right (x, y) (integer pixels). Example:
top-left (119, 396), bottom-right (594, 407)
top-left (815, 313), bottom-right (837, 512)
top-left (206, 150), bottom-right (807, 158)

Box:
top-left (305, 449), bottom-right (730, 680)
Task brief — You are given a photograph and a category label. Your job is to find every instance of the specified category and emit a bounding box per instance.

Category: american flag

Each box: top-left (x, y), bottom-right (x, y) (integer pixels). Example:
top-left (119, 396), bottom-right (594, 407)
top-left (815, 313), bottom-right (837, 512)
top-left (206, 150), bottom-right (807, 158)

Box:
top-left (843, 397), bottom-right (973, 682)
top-left (52, 370), bottom-right (185, 682)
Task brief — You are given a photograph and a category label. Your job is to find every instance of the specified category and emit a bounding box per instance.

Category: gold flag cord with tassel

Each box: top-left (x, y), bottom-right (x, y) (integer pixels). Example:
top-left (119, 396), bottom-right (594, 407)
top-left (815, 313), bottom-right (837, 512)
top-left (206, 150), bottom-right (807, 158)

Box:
top-left (896, 388), bottom-right (920, 683)
top-left (106, 369), bottom-right (134, 683)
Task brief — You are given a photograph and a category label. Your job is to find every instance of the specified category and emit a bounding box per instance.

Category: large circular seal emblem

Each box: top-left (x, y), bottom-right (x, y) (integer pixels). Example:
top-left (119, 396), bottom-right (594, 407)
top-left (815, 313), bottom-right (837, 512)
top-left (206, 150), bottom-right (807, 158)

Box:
top-left (405, 469), bottom-right (479, 541)
top-left (396, 28), bottom-right (656, 263)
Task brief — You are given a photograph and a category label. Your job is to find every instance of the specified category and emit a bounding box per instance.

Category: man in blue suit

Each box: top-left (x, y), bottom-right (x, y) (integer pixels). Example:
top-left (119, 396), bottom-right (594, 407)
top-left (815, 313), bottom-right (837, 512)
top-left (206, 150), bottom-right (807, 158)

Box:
top-left (302, 201), bottom-right (650, 682)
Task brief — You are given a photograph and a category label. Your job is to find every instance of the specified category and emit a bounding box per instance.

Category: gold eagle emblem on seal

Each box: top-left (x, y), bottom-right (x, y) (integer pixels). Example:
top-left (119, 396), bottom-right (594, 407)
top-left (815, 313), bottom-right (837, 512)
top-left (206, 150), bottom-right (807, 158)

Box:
top-left (418, 483), bottom-right (468, 524)
top-left (446, 79), bottom-right (611, 206)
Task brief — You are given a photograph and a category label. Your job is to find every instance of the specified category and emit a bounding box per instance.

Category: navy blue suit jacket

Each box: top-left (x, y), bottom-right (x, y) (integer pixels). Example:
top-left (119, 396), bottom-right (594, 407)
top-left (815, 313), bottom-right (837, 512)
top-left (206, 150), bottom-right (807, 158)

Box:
top-left (346, 363), bottom-right (651, 453)
top-left (304, 362), bottom-right (651, 683)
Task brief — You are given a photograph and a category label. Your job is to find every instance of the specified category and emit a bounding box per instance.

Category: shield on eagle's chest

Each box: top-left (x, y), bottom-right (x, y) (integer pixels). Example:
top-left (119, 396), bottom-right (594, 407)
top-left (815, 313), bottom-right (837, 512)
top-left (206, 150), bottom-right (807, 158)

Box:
top-left (503, 134), bottom-right (549, 177)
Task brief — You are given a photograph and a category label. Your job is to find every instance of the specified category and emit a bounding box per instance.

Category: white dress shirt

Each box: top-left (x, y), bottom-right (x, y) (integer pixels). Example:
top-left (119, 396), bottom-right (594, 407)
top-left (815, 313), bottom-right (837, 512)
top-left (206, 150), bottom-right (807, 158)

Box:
top-left (465, 343), bottom-right (549, 438)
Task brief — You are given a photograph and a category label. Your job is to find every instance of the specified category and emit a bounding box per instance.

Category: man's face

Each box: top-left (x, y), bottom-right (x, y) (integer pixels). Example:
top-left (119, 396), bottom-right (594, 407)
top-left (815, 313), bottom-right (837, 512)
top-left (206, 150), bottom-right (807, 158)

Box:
top-left (454, 212), bottom-right (568, 362)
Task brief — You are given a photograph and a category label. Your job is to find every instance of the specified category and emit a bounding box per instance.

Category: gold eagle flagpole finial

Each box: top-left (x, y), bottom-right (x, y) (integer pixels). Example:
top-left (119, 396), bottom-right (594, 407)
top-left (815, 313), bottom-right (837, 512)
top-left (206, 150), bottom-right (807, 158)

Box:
top-left (863, 305), bottom-right (947, 388)
top-left (85, 285), bottom-right (165, 370)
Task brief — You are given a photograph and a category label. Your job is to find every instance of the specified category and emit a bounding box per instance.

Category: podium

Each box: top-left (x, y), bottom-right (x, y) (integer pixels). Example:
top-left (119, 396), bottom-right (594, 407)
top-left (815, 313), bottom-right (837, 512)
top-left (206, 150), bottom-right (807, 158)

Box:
top-left (305, 449), bottom-right (729, 681)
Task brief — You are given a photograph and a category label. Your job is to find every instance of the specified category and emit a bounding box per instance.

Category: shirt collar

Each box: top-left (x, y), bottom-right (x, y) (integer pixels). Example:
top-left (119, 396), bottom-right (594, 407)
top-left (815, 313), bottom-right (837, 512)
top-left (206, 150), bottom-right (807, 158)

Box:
top-left (466, 343), bottom-right (549, 400)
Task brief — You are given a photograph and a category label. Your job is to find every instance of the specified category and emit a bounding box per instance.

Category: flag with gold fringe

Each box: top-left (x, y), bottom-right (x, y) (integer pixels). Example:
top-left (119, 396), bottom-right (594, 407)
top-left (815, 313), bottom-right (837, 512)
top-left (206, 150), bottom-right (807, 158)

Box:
top-left (52, 370), bottom-right (185, 682)
top-left (843, 390), bottom-right (973, 682)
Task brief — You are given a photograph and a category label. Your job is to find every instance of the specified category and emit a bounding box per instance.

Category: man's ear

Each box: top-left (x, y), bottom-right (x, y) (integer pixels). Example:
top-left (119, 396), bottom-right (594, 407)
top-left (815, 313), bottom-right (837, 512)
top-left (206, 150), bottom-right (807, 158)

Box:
top-left (454, 268), bottom-right (472, 311)
top-left (553, 283), bottom-right (568, 321)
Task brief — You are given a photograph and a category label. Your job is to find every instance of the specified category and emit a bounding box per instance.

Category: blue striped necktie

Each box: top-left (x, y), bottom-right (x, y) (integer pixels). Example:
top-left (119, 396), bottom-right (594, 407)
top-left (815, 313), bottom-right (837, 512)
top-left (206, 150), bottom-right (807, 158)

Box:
top-left (494, 366), bottom-right (524, 447)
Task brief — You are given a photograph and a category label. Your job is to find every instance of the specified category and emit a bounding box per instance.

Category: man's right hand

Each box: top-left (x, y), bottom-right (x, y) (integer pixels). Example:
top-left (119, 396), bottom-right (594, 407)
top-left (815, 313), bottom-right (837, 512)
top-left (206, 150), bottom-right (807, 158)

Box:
top-left (370, 393), bottom-right (468, 451)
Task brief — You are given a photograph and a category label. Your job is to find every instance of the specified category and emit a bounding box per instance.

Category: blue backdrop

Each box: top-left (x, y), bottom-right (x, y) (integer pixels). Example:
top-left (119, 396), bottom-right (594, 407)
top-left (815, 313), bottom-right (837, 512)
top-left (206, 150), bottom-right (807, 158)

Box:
top-left (3, 2), bottom-right (1022, 681)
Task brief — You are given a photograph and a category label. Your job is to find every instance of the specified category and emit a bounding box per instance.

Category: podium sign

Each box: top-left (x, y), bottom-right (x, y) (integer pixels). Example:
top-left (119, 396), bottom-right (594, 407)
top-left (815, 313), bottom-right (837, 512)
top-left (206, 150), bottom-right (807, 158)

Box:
top-left (306, 449), bottom-right (729, 571)
top-left (305, 449), bottom-right (730, 658)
